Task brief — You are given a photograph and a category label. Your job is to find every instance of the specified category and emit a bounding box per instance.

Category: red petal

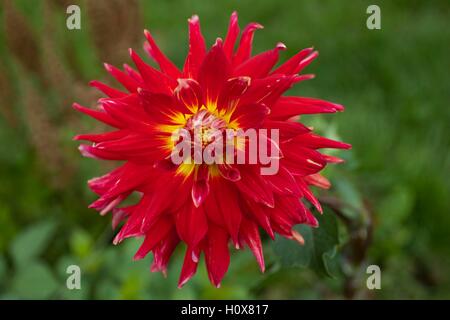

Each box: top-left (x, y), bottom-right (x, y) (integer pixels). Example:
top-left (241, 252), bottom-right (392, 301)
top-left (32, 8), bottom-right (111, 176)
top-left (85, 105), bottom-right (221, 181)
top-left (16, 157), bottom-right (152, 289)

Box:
top-left (244, 201), bottom-right (275, 239)
top-left (198, 38), bottom-right (230, 105)
top-left (266, 166), bottom-right (301, 196)
top-left (176, 203), bottom-right (208, 248)
top-left (304, 174), bottom-right (331, 189)
top-left (174, 78), bottom-right (204, 112)
top-left (233, 42), bottom-right (286, 78)
top-left (297, 178), bottom-right (322, 213)
top-left (104, 63), bottom-right (140, 92)
top-left (72, 103), bottom-right (121, 128)
top-left (282, 146), bottom-right (327, 176)
top-left (271, 47), bottom-right (314, 75)
top-left (73, 130), bottom-right (129, 143)
top-left (151, 229), bottom-right (179, 275)
top-left (239, 74), bottom-right (297, 108)
top-left (204, 225), bottom-right (230, 287)
top-left (100, 98), bottom-right (154, 134)
top-left (178, 246), bottom-right (200, 288)
top-left (270, 96), bottom-right (344, 119)
top-left (143, 29), bottom-right (182, 79)
top-left (123, 64), bottom-right (143, 83)
top-left (293, 133), bottom-right (351, 150)
top-left (134, 216), bottom-right (173, 260)
top-left (235, 167), bottom-right (275, 208)
top-left (233, 22), bottom-right (263, 66)
top-left (323, 154), bottom-right (345, 163)
top-left (191, 165), bottom-right (210, 208)
top-left (263, 120), bottom-right (311, 140)
top-left (240, 219), bottom-right (265, 272)
top-left (129, 49), bottom-right (176, 94)
top-left (223, 11), bottom-right (240, 58)
top-left (217, 76), bottom-right (251, 112)
top-left (214, 180), bottom-right (242, 245)
top-left (218, 164), bottom-right (241, 182)
top-left (89, 80), bottom-right (127, 98)
top-left (231, 103), bottom-right (270, 129)
top-left (183, 15), bottom-right (206, 79)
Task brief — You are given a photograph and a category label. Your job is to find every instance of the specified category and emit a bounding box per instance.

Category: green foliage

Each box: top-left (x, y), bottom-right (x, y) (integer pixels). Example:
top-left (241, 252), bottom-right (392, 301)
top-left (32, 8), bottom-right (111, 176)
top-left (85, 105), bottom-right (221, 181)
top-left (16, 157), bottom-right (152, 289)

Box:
top-left (10, 220), bottom-right (57, 265)
top-left (11, 262), bottom-right (58, 299)
top-left (273, 209), bottom-right (339, 277)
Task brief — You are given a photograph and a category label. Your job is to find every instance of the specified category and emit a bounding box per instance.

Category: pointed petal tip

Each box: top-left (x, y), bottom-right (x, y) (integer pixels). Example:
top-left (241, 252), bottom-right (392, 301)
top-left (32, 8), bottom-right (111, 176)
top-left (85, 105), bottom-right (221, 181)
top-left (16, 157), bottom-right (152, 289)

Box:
top-left (334, 103), bottom-right (345, 111)
top-left (188, 14), bottom-right (199, 23)
top-left (214, 37), bottom-right (224, 46)
top-left (132, 254), bottom-right (142, 261)
top-left (103, 63), bottom-right (113, 72)
top-left (254, 23), bottom-right (264, 30)
top-left (291, 230), bottom-right (305, 245)
top-left (276, 42), bottom-right (287, 50)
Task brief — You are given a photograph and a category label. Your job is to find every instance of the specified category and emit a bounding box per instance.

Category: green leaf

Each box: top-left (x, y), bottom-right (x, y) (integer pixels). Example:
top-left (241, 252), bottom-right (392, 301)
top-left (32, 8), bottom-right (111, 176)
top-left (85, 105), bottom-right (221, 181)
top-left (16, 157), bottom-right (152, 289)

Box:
top-left (272, 208), bottom-right (340, 277)
top-left (11, 261), bottom-right (58, 299)
top-left (272, 225), bottom-right (313, 268)
top-left (10, 220), bottom-right (57, 266)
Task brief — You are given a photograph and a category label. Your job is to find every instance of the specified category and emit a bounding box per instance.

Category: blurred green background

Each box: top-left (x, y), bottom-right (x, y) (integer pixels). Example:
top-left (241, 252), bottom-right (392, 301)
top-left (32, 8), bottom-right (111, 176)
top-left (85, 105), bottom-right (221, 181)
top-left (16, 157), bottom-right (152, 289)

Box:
top-left (0, 0), bottom-right (449, 299)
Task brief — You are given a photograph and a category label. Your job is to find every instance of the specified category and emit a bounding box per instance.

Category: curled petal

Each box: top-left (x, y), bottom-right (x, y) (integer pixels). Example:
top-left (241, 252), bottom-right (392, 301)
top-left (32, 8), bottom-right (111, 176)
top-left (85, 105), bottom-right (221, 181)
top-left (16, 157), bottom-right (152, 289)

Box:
top-left (174, 78), bottom-right (204, 112)
top-left (271, 47), bottom-right (314, 75)
top-left (233, 22), bottom-right (263, 65)
top-left (233, 42), bottom-right (286, 78)
top-left (217, 76), bottom-right (251, 112)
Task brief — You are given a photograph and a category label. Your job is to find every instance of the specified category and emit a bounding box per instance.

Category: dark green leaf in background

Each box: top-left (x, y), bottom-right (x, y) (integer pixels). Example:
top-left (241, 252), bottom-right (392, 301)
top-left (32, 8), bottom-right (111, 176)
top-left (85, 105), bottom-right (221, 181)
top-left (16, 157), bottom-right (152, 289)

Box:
top-left (272, 208), bottom-right (340, 277)
top-left (10, 220), bottom-right (57, 266)
top-left (10, 261), bottom-right (58, 299)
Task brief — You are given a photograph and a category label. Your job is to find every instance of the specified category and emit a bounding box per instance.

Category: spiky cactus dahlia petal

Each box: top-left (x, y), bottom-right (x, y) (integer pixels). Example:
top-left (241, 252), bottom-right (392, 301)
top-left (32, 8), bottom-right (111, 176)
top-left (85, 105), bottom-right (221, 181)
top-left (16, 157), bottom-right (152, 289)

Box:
top-left (74, 12), bottom-right (351, 288)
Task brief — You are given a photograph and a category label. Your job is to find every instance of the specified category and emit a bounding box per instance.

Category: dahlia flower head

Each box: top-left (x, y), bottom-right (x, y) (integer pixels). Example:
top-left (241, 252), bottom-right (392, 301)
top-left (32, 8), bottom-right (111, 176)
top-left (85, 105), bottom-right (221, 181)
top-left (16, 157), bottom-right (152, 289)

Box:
top-left (74, 12), bottom-right (351, 288)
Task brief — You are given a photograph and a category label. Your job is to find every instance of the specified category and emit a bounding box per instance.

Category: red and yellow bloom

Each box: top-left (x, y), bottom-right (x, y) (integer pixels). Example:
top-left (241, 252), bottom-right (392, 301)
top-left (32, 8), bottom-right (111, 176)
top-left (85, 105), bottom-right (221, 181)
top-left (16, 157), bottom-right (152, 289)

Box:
top-left (74, 12), bottom-right (350, 287)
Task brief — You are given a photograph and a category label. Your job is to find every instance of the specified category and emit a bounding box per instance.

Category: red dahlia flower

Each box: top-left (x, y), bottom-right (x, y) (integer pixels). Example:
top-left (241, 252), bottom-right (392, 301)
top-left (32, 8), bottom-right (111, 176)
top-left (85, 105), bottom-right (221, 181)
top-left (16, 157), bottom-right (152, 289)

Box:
top-left (74, 12), bottom-right (351, 287)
